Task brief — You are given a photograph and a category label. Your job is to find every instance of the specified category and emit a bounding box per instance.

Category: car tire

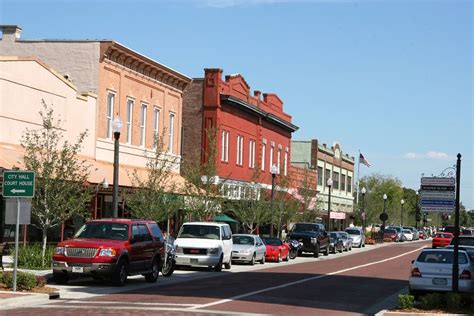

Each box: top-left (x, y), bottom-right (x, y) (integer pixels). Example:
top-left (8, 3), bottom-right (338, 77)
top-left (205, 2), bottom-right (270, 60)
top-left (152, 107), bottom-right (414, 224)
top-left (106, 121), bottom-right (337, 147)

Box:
top-left (432, 245), bottom-right (437, 249)
top-left (332, 247), bottom-right (336, 254)
top-left (145, 257), bottom-right (159, 283)
top-left (260, 254), bottom-right (265, 264)
top-left (313, 244), bottom-right (320, 258)
top-left (277, 251), bottom-right (282, 263)
top-left (324, 245), bottom-right (329, 256)
top-left (284, 252), bottom-right (289, 261)
top-left (362, 243), bottom-right (365, 248)
top-left (214, 255), bottom-right (223, 272)
top-left (224, 257), bottom-right (232, 270)
top-left (112, 259), bottom-right (128, 286)
top-left (249, 254), bottom-right (255, 266)
top-left (52, 272), bottom-right (69, 285)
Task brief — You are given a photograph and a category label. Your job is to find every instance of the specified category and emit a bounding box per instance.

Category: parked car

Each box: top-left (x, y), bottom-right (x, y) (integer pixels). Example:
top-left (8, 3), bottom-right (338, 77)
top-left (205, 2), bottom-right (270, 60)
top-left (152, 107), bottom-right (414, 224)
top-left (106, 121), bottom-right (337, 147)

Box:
top-left (52, 219), bottom-right (165, 286)
top-left (338, 231), bottom-right (353, 251)
top-left (287, 222), bottom-right (330, 258)
top-left (174, 222), bottom-right (233, 272)
top-left (403, 229), bottom-right (414, 241)
top-left (386, 226), bottom-right (405, 242)
top-left (261, 237), bottom-right (289, 262)
top-left (409, 248), bottom-right (474, 297)
top-left (418, 230), bottom-right (427, 240)
top-left (345, 227), bottom-right (365, 248)
top-left (383, 228), bottom-right (400, 242)
top-left (432, 232), bottom-right (454, 248)
top-left (231, 234), bottom-right (266, 265)
top-left (448, 236), bottom-right (474, 261)
top-left (329, 232), bottom-right (344, 254)
top-left (403, 226), bottom-right (419, 240)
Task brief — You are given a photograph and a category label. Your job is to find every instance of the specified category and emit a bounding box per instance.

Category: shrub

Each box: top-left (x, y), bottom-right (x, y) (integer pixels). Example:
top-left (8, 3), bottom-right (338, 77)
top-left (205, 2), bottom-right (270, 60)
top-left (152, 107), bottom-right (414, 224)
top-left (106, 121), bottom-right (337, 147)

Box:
top-left (10, 243), bottom-right (55, 269)
top-left (35, 275), bottom-right (47, 288)
top-left (1, 271), bottom-right (37, 291)
top-left (398, 294), bottom-right (415, 309)
top-left (421, 293), bottom-right (444, 309)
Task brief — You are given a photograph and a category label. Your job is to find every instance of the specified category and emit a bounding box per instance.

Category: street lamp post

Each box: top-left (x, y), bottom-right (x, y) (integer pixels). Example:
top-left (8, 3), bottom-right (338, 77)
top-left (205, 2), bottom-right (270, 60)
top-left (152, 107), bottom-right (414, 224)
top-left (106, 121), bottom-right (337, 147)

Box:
top-left (112, 116), bottom-right (122, 218)
top-left (361, 187), bottom-right (366, 233)
top-left (400, 199), bottom-right (405, 226)
top-left (327, 178), bottom-right (333, 231)
top-left (270, 164), bottom-right (278, 237)
top-left (415, 191), bottom-right (420, 229)
top-left (382, 194), bottom-right (387, 232)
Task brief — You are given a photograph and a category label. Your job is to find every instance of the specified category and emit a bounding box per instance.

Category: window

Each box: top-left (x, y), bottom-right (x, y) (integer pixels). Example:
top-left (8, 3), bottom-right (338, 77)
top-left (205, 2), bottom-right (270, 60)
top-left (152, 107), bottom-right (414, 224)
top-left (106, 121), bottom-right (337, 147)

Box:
top-left (325, 168), bottom-right (331, 187)
top-left (138, 224), bottom-right (152, 242)
top-left (168, 112), bottom-right (175, 153)
top-left (341, 174), bottom-right (346, 191)
top-left (277, 148), bottom-right (281, 174)
top-left (284, 150), bottom-right (288, 176)
top-left (236, 135), bottom-right (244, 165)
top-left (249, 140), bottom-right (256, 168)
top-left (269, 142), bottom-right (274, 169)
top-left (106, 92), bottom-right (114, 139)
top-left (140, 104), bottom-right (147, 146)
top-left (348, 176), bottom-right (352, 192)
top-left (126, 99), bottom-right (134, 144)
top-left (221, 130), bottom-right (229, 162)
top-left (317, 166), bottom-right (323, 186)
top-left (334, 171), bottom-right (340, 189)
top-left (153, 107), bottom-right (160, 147)
top-left (148, 222), bottom-right (164, 242)
top-left (261, 141), bottom-right (266, 171)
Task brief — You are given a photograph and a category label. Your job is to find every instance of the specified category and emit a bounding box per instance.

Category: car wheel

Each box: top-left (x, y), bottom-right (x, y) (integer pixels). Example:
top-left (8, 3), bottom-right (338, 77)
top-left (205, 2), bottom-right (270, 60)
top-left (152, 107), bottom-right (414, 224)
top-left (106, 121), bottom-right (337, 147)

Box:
top-left (224, 257), bottom-right (232, 270)
top-left (52, 272), bottom-right (69, 285)
top-left (324, 245), bottom-right (329, 256)
top-left (339, 246), bottom-right (343, 253)
top-left (432, 245), bottom-right (437, 249)
top-left (214, 255), bottom-right (223, 272)
top-left (249, 254), bottom-right (255, 266)
top-left (362, 243), bottom-right (365, 248)
top-left (277, 251), bottom-right (282, 263)
top-left (260, 254), bottom-right (265, 264)
top-left (284, 252), bottom-right (289, 261)
top-left (112, 259), bottom-right (128, 286)
top-left (332, 247), bottom-right (336, 254)
top-left (313, 244), bottom-right (320, 258)
top-left (145, 257), bottom-right (159, 283)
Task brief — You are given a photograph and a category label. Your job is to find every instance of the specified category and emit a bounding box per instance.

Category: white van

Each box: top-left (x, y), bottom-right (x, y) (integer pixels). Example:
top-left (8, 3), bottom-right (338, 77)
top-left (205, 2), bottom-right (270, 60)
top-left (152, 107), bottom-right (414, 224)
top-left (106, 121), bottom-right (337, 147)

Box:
top-left (174, 222), bottom-right (233, 271)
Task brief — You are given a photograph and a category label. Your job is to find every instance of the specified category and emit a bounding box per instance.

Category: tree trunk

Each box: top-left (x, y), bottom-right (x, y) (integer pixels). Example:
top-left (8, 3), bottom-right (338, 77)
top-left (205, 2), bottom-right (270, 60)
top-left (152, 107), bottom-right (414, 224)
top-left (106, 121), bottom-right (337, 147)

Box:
top-left (42, 229), bottom-right (48, 267)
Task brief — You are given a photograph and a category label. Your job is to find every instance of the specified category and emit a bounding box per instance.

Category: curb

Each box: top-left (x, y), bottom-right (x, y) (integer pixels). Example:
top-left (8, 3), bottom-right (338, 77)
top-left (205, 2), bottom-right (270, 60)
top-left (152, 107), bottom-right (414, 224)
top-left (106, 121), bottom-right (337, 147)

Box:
top-left (0, 291), bottom-right (50, 310)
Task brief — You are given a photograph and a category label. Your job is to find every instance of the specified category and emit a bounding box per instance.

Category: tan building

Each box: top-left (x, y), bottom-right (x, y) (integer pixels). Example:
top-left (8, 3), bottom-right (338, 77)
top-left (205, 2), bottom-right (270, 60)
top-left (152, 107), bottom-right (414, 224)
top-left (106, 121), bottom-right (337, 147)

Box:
top-left (0, 25), bottom-right (191, 220)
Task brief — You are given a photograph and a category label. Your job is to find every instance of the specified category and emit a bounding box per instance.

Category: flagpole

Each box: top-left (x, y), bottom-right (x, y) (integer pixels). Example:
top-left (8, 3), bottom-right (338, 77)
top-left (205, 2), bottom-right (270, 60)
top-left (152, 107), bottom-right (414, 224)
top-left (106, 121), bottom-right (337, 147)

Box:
top-left (356, 150), bottom-right (361, 207)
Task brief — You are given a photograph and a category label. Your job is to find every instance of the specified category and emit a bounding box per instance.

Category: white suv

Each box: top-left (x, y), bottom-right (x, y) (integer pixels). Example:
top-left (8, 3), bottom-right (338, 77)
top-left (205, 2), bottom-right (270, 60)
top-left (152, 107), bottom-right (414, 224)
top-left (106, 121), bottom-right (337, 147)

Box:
top-left (174, 222), bottom-right (233, 271)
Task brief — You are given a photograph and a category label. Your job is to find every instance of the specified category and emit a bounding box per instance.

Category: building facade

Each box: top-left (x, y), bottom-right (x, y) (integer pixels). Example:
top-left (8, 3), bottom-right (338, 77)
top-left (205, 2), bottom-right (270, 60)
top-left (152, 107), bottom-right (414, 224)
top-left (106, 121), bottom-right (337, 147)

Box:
top-left (0, 25), bottom-right (191, 222)
top-left (182, 69), bottom-right (298, 200)
top-left (291, 140), bottom-right (355, 229)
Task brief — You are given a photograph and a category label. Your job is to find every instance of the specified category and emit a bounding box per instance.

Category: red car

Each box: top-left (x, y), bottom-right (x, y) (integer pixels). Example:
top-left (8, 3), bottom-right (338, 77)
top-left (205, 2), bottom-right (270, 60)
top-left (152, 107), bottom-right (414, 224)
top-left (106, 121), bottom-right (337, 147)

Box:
top-left (261, 237), bottom-right (289, 262)
top-left (383, 228), bottom-right (400, 242)
top-left (432, 232), bottom-right (453, 248)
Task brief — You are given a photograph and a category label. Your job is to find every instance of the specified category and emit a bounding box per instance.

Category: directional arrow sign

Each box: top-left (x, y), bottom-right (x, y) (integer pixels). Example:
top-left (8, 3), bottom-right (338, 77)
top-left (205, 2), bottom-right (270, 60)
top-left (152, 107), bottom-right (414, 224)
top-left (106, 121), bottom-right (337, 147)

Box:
top-left (2, 171), bottom-right (35, 198)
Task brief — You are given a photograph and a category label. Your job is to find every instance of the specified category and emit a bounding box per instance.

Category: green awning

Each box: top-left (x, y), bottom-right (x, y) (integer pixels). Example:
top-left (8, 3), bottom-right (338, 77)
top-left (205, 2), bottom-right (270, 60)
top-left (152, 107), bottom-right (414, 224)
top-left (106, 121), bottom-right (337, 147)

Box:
top-left (213, 214), bottom-right (238, 223)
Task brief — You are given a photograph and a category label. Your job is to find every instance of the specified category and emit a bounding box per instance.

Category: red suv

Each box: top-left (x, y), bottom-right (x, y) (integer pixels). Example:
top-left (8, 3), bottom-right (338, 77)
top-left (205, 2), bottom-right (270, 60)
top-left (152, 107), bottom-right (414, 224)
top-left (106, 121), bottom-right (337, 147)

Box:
top-left (52, 219), bottom-right (165, 286)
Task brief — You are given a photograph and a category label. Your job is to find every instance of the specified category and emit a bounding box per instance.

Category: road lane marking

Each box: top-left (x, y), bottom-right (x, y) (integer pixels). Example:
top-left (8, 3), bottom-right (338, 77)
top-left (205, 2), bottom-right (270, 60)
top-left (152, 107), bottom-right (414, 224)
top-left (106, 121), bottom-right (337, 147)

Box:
top-left (63, 300), bottom-right (200, 307)
top-left (189, 245), bottom-right (426, 310)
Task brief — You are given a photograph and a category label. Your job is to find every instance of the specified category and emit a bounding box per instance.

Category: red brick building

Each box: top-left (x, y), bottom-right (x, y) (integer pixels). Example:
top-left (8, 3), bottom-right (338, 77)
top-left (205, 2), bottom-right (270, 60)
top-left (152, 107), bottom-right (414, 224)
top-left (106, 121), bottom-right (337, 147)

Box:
top-left (182, 69), bottom-right (298, 199)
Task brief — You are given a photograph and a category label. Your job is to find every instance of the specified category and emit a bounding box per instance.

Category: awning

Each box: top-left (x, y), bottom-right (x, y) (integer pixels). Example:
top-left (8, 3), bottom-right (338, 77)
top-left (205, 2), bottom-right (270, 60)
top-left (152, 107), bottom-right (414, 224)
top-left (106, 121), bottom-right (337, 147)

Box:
top-left (213, 214), bottom-right (239, 223)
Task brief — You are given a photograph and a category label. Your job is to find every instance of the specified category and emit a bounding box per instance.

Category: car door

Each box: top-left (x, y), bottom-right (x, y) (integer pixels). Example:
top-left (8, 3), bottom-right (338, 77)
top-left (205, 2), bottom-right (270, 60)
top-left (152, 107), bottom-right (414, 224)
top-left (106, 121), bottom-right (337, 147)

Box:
top-left (222, 226), bottom-right (232, 262)
top-left (129, 224), bottom-right (143, 272)
top-left (139, 223), bottom-right (154, 271)
top-left (256, 237), bottom-right (265, 260)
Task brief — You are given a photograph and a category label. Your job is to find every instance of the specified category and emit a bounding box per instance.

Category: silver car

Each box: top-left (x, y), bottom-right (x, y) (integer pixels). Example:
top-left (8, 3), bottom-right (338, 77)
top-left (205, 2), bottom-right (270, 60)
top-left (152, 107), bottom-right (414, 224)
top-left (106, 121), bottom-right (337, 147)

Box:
top-left (231, 234), bottom-right (266, 265)
top-left (337, 232), bottom-right (353, 251)
top-left (409, 248), bottom-right (474, 297)
top-left (345, 227), bottom-right (365, 248)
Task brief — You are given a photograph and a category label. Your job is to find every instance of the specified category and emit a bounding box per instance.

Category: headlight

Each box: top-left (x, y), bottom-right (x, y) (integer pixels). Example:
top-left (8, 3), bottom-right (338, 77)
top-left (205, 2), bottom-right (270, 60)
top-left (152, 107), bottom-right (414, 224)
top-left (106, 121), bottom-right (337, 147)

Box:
top-left (207, 248), bottom-right (220, 255)
top-left (311, 237), bottom-right (317, 243)
top-left (241, 249), bottom-right (252, 254)
top-left (55, 247), bottom-right (65, 255)
top-left (99, 248), bottom-right (117, 257)
top-left (176, 246), bottom-right (183, 254)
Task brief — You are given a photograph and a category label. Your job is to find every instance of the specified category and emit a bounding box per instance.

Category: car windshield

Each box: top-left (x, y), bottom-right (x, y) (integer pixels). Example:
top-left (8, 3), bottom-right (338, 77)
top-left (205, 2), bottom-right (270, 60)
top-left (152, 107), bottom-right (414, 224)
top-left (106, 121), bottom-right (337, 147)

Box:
top-left (233, 235), bottom-right (254, 245)
top-left (74, 222), bottom-right (129, 241)
top-left (339, 233), bottom-right (348, 239)
top-left (455, 238), bottom-right (474, 246)
top-left (435, 233), bottom-right (453, 238)
top-left (178, 225), bottom-right (221, 240)
top-left (330, 232), bottom-right (338, 238)
top-left (384, 229), bottom-right (396, 234)
top-left (387, 226), bottom-right (401, 232)
top-left (403, 230), bottom-right (411, 233)
top-left (262, 238), bottom-right (282, 246)
top-left (345, 229), bottom-right (360, 235)
top-left (292, 223), bottom-right (319, 233)
top-left (417, 251), bottom-right (468, 264)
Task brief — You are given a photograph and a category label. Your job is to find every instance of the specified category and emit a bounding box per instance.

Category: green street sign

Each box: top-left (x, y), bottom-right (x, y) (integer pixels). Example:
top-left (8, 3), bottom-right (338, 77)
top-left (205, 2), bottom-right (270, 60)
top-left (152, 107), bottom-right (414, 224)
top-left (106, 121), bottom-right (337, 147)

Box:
top-left (2, 171), bottom-right (35, 198)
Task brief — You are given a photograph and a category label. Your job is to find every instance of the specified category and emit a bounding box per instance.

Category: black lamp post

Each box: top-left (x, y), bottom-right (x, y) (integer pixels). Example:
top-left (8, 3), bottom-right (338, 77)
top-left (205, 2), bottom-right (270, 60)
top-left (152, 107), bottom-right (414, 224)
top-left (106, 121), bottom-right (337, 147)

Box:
top-left (400, 199), bottom-right (405, 226)
top-left (112, 116), bottom-right (122, 218)
top-left (415, 191), bottom-right (420, 229)
top-left (382, 194), bottom-right (387, 232)
top-left (327, 178), bottom-right (333, 231)
top-left (270, 164), bottom-right (278, 237)
top-left (361, 187), bottom-right (366, 233)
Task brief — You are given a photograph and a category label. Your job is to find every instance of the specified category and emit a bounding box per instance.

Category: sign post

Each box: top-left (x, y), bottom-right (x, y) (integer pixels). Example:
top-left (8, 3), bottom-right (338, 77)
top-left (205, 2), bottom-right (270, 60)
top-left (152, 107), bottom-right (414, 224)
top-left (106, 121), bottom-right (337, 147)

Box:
top-left (2, 170), bottom-right (35, 292)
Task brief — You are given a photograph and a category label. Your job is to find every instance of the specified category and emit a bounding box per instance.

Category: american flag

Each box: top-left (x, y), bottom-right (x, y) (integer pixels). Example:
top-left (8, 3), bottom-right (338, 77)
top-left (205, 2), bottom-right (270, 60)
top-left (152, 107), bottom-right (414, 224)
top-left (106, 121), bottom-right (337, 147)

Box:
top-left (359, 153), bottom-right (371, 167)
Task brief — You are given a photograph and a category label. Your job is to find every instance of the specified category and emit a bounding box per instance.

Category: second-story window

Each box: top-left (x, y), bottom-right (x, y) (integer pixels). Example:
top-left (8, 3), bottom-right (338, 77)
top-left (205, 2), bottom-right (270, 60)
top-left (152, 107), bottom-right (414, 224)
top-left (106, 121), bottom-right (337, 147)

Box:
top-left (325, 168), bottom-right (331, 188)
top-left (126, 99), bottom-right (134, 144)
top-left (106, 92), bottom-right (114, 139)
top-left (221, 130), bottom-right (229, 162)
top-left (341, 174), bottom-right (346, 191)
top-left (168, 112), bottom-right (175, 154)
top-left (236, 135), bottom-right (243, 166)
top-left (334, 171), bottom-right (340, 189)
top-left (348, 176), bottom-right (352, 193)
top-left (269, 142), bottom-right (274, 169)
top-left (284, 148), bottom-right (288, 176)
top-left (249, 140), bottom-right (256, 168)
top-left (140, 104), bottom-right (147, 147)
top-left (261, 140), bottom-right (266, 171)
top-left (153, 107), bottom-right (160, 148)
top-left (317, 166), bottom-right (323, 186)
top-left (277, 147), bottom-right (282, 174)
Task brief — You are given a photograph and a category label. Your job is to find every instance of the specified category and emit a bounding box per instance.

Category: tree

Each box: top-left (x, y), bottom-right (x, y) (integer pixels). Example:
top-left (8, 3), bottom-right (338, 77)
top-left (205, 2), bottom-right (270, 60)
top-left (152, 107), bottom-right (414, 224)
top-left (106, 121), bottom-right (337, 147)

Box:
top-left (126, 134), bottom-right (184, 226)
top-left (21, 101), bottom-right (92, 264)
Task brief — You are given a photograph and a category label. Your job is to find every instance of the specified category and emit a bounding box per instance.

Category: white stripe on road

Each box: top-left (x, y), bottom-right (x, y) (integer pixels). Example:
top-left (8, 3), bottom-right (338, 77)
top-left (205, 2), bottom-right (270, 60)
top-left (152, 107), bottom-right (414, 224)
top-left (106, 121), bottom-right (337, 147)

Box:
top-left (189, 245), bottom-right (426, 310)
top-left (64, 300), bottom-right (199, 307)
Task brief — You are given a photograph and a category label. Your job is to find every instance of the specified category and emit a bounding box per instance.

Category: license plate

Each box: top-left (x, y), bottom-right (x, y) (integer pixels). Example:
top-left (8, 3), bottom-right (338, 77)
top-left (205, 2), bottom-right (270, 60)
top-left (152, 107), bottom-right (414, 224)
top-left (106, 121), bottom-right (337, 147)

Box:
top-left (190, 258), bottom-right (198, 265)
top-left (72, 266), bottom-right (84, 273)
top-left (190, 249), bottom-right (200, 254)
top-left (433, 278), bottom-right (447, 285)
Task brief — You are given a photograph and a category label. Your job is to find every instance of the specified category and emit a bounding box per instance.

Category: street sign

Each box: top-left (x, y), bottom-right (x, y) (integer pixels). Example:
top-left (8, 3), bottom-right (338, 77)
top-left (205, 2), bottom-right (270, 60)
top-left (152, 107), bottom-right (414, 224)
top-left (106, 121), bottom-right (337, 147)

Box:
top-left (2, 171), bottom-right (35, 198)
top-left (5, 199), bottom-right (31, 225)
top-left (421, 177), bottom-right (455, 186)
top-left (420, 176), bottom-right (455, 213)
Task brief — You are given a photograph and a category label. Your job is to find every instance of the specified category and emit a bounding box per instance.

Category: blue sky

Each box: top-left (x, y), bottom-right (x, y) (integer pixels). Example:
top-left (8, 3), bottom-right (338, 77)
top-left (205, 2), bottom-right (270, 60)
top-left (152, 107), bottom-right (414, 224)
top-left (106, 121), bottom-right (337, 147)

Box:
top-left (1, 0), bottom-right (472, 209)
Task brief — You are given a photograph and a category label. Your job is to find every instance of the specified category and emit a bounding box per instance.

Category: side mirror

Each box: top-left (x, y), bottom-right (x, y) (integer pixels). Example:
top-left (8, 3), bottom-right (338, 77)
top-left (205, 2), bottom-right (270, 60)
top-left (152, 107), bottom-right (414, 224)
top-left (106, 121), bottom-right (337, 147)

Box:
top-left (411, 260), bottom-right (415, 264)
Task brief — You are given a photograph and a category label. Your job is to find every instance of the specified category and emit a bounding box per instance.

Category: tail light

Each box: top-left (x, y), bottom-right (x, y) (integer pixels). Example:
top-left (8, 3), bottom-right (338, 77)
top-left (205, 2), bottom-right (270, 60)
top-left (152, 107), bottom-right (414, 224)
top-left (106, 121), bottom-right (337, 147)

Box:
top-left (460, 270), bottom-right (471, 280)
top-left (411, 267), bottom-right (422, 277)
